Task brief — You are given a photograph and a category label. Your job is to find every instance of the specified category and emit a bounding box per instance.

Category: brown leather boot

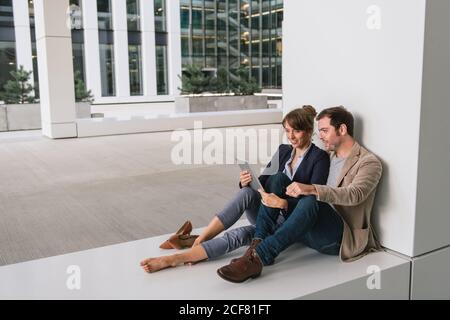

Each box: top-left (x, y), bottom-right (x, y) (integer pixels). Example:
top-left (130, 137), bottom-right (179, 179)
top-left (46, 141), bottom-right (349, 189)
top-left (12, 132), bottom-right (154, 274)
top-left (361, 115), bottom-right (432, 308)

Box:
top-left (229, 238), bottom-right (262, 264)
top-left (217, 239), bottom-right (263, 283)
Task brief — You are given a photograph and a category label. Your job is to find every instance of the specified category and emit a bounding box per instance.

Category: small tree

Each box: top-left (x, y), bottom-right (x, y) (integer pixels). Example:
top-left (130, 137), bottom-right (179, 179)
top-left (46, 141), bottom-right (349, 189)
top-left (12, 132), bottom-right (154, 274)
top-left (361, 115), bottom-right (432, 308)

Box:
top-left (209, 67), bottom-right (230, 93)
top-left (0, 66), bottom-right (35, 104)
top-left (178, 64), bottom-right (212, 94)
top-left (230, 66), bottom-right (261, 96)
top-left (74, 71), bottom-right (94, 103)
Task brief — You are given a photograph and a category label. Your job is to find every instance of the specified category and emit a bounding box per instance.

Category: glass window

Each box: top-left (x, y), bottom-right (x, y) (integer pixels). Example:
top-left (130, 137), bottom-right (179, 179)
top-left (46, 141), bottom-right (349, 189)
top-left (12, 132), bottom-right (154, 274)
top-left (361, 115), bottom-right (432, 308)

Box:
top-left (97, 0), bottom-right (113, 30)
top-left (72, 43), bottom-right (86, 84)
top-left (192, 37), bottom-right (203, 57)
top-left (154, 0), bottom-right (166, 32)
top-left (181, 36), bottom-right (189, 57)
top-left (0, 41), bottom-right (16, 94)
top-left (155, 45), bottom-right (168, 95)
top-left (99, 44), bottom-right (115, 96)
top-left (192, 8), bottom-right (202, 30)
top-left (180, 8), bottom-right (189, 30)
top-left (262, 67), bottom-right (270, 87)
top-left (31, 42), bottom-right (39, 99)
top-left (251, 42), bottom-right (260, 57)
top-left (129, 44), bottom-right (142, 95)
top-left (127, 0), bottom-right (140, 31)
top-left (0, 0), bottom-right (14, 27)
top-left (277, 11), bottom-right (283, 29)
top-left (28, 0), bottom-right (35, 27)
top-left (176, 0), bottom-right (283, 90)
top-left (205, 37), bottom-right (216, 56)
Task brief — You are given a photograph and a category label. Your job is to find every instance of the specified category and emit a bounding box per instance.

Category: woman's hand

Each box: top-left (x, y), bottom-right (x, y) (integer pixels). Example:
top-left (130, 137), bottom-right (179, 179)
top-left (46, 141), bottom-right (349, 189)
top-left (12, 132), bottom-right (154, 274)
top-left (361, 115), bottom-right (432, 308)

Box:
top-left (239, 170), bottom-right (252, 187)
top-left (258, 189), bottom-right (288, 209)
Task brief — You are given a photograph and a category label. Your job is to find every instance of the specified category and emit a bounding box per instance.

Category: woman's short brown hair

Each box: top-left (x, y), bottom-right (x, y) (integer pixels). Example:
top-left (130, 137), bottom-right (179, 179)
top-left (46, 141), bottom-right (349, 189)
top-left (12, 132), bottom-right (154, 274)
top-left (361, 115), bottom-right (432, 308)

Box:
top-left (282, 105), bottom-right (317, 135)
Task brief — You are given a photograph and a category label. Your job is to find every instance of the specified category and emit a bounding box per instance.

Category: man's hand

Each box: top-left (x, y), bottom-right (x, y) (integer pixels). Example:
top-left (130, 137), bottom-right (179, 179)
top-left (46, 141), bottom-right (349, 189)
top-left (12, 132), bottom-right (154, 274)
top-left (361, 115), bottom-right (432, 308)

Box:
top-left (239, 170), bottom-right (252, 187)
top-left (258, 189), bottom-right (288, 210)
top-left (286, 182), bottom-right (317, 197)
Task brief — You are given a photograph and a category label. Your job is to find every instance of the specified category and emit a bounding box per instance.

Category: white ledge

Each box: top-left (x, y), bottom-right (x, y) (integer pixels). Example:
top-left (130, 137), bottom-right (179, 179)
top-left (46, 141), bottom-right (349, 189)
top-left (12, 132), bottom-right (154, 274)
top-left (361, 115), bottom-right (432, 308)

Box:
top-left (0, 221), bottom-right (410, 300)
top-left (76, 109), bottom-right (283, 138)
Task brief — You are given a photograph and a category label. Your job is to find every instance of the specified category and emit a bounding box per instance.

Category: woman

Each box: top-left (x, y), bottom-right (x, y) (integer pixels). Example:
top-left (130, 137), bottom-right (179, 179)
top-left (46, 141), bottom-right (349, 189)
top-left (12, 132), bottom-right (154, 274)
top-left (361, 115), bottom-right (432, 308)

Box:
top-left (140, 105), bottom-right (330, 273)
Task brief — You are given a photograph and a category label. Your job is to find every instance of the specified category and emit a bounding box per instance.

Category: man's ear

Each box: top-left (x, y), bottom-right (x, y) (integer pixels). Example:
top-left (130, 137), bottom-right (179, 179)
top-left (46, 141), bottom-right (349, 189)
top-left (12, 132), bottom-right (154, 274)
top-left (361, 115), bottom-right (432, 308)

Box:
top-left (339, 124), bottom-right (348, 136)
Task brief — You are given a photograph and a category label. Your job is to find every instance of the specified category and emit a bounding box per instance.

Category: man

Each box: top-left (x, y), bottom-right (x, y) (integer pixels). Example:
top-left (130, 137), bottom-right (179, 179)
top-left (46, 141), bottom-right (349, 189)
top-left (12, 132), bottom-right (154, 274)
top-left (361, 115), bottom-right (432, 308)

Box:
top-left (217, 106), bottom-right (383, 283)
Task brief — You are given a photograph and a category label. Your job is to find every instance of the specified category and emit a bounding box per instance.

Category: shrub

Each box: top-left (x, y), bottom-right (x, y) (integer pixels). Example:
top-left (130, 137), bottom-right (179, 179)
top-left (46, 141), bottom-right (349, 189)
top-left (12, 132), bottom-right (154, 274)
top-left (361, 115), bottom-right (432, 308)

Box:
top-left (178, 64), bottom-right (212, 94)
top-left (74, 71), bottom-right (94, 103)
top-left (0, 65), bottom-right (36, 104)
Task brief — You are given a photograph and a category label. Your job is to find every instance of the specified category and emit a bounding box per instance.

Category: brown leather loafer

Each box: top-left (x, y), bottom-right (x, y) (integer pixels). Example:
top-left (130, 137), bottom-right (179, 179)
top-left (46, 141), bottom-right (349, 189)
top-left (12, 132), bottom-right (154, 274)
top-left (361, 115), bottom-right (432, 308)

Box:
top-left (168, 234), bottom-right (199, 250)
top-left (159, 220), bottom-right (193, 249)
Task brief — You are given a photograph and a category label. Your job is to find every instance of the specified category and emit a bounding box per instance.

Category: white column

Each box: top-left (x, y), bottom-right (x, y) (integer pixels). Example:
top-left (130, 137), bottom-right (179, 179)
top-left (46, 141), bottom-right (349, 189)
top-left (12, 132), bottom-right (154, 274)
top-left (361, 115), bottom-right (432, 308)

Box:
top-left (82, 0), bottom-right (102, 99)
top-left (34, 0), bottom-right (76, 138)
top-left (166, 0), bottom-right (182, 96)
top-left (12, 0), bottom-right (34, 86)
top-left (112, 0), bottom-right (130, 97)
top-left (141, 0), bottom-right (157, 96)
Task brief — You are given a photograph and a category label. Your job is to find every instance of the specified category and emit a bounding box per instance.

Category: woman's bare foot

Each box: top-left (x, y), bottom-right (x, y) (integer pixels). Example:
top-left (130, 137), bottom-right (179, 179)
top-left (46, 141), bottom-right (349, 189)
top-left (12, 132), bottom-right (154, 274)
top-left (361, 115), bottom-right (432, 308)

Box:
top-left (140, 256), bottom-right (177, 273)
top-left (140, 246), bottom-right (209, 273)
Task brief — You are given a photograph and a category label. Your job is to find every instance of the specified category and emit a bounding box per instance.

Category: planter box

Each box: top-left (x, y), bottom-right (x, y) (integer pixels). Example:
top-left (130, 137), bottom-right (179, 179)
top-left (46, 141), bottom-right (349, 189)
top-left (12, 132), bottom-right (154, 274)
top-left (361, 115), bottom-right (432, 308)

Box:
top-left (0, 105), bottom-right (7, 132)
top-left (175, 95), bottom-right (268, 113)
top-left (5, 102), bottom-right (91, 131)
top-left (6, 103), bottom-right (41, 130)
top-left (75, 102), bottom-right (91, 118)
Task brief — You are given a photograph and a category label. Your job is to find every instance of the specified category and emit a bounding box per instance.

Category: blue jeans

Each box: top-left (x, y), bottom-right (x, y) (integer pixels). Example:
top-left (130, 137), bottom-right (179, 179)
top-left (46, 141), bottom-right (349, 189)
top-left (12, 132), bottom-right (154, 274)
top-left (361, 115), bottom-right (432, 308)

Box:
top-left (255, 195), bottom-right (344, 266)
top-left (202, 172), bottom-right (291, 259)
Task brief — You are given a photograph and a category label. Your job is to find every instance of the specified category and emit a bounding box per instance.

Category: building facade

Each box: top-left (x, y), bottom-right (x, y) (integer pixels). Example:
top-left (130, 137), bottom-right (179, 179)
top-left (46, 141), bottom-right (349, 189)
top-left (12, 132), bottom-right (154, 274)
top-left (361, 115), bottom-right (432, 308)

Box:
top-left (0, 0), bottom-right (282, 105)
top-left (180, 0), bottom-right (283, 89)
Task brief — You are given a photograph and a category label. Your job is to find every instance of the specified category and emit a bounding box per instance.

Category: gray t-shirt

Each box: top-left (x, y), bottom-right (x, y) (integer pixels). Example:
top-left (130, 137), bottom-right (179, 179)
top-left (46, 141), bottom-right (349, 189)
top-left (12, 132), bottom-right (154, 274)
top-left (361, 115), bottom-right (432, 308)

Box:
top-left (326, 155), bottom-right (347, 187)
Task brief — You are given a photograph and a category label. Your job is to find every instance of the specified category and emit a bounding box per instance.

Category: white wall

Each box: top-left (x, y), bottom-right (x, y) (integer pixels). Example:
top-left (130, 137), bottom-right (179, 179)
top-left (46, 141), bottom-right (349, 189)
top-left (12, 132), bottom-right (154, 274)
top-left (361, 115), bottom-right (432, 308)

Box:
top-left (283, 0), bottom-right (428, 257)
top-left (411, 246), bottom-right (450, 299)
top-left (82, 0), bottom-right (102, 99)
top-left (34, 0), bottom-right (77, 138)
top-left (166, 0), bottom-right (182, 96)
top-left (414, 0), bottom-right (450, 256)
top-left (12, 0), bottom-right (34, 88)
top-left (112, 0), bottom-right (131, 98)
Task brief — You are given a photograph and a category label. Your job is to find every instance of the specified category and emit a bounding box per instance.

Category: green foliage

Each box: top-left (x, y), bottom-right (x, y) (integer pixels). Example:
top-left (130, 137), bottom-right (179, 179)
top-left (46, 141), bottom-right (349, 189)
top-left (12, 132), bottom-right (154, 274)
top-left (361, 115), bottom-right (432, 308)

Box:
top-left (74, 71), bottom-right (94, 103)
top-left (0, 65), bottom-right (35, 104)
top-left (230, 66), bottom-right (261, 96)
top-left (209, 67), bottom-right (230, 94)
top-left (179, 65), bottom-right (261, 95)
top-left (178, 64), bottom-right (212, 94)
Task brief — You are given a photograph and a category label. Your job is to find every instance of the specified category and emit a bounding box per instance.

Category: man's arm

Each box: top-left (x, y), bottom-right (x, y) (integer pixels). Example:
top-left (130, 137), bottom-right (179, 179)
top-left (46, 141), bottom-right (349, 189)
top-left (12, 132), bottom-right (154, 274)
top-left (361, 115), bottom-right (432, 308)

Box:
top-left (313, 156), bottom-right (382, 206)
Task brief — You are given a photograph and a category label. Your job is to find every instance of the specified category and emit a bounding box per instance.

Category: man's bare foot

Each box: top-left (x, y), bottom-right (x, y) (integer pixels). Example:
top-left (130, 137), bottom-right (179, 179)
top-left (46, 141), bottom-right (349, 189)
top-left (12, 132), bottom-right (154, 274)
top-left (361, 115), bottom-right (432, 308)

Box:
top-left (140, 256), bottom-right (177, 273)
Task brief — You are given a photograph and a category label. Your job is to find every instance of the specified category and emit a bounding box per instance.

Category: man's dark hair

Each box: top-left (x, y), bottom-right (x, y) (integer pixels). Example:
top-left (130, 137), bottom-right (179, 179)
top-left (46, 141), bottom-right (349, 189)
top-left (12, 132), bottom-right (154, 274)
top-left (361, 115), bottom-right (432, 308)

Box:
top-left (316, 106), bottom-right (354, 137)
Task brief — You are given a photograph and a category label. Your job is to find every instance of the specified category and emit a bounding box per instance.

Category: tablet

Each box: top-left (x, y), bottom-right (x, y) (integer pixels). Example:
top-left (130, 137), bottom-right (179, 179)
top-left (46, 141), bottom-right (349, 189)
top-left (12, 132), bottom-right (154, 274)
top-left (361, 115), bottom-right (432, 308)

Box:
top-left (237, 160), bottom-right (265, 192)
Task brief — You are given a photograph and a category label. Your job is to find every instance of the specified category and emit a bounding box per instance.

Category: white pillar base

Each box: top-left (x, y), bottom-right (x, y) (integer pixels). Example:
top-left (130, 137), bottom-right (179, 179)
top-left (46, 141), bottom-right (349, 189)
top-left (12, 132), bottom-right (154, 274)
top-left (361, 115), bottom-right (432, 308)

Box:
top-left (42, 122), bottom-right (77, 139)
